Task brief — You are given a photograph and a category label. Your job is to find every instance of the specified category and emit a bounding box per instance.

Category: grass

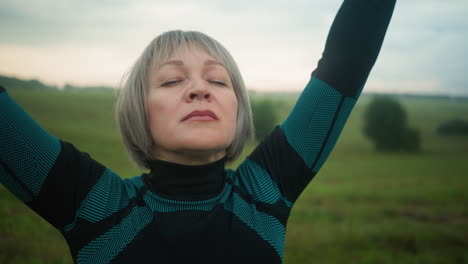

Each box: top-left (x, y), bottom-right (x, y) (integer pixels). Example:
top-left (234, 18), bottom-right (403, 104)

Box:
top-left (1, 89), bottom-right (467, 263)
top-left (286, 152), bottom-right (468, 264)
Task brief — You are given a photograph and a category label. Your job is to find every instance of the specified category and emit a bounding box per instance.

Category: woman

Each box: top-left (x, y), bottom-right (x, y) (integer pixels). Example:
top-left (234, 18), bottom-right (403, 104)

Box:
top-left (0, 0), bottom-right (396, 263)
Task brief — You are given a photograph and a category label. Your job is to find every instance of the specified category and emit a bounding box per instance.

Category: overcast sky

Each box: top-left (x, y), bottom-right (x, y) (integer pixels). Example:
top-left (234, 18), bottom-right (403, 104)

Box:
top-left (0, 0), bottom-right (467, 95)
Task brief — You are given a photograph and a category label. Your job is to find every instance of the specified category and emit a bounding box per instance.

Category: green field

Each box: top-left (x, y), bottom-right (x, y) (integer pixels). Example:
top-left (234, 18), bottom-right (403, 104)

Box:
top-left (1, 89), bottom-right (467, 264)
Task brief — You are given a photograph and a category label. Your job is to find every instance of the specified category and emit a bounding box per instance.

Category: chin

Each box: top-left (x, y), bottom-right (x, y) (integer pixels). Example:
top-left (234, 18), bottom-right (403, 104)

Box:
top-left (182, 139), bottom-right (230, 151)
top-left (178, 133), bottom-right (232, 151)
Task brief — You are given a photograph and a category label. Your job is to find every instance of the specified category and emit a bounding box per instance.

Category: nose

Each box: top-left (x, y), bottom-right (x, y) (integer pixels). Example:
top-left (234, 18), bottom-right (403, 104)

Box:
top-left (184, 83), bottom-right (211, 102)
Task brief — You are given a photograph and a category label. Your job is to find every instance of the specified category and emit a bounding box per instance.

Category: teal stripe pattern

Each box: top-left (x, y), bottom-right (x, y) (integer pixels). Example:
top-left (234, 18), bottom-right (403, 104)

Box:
top-left (312, 96), bottom-right (357, 172)
top-left (75, 178), bottom-right (233, 263)
top-left (0, 91), bottom-right (61, 200)
top-left (233, 160), bottom-right (292, 207)
top-left (64, 169), bottom-right (132, 233)
top-left (76, 205), bottom-right (153, 264)
top-left (223, 191), bottom-right (286, 259)
top-left (125, 176), bottom-right (145, 196)
top-left (0, 165), bottom-right (33, 203)
top-left (143, 181), bottom-right (232, 213)
top-left (281, 77), bottom-right (343, 169)
top-left (75, 172), bottom-right (288, 263)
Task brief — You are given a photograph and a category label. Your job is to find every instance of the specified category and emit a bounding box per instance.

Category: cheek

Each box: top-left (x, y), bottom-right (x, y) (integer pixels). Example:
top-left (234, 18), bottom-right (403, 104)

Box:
top-left (148, 99), bottom-right (166, 116)
top-left (146, 93), bottom-right (172, 134)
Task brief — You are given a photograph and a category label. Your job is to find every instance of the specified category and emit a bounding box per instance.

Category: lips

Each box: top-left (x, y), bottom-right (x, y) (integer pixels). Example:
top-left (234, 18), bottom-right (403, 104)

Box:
top-left (182, 110), bottom-right (218, 122)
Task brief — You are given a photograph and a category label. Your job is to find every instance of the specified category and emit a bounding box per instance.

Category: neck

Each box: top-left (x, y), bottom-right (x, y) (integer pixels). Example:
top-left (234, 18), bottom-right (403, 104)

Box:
top-left (144, 157), bottom-right (227, 201)
top-left (154, 149), bottom-right (226, 166)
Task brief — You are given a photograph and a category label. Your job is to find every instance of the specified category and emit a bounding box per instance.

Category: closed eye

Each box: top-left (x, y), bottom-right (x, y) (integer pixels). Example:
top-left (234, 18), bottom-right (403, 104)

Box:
top-left (210, 81), bottom-right (227, 86)
top-left (161, 80), bottom-right (182, 87)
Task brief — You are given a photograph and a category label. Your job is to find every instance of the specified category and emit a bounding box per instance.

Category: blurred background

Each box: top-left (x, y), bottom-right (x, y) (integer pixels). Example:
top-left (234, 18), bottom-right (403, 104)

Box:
top-left (1, 0), bottom-right (467, 263)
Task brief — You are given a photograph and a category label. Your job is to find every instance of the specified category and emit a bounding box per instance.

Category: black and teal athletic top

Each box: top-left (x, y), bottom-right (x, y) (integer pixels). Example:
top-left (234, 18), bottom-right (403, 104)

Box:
top-left (0, 1), bottom-right (395, 263)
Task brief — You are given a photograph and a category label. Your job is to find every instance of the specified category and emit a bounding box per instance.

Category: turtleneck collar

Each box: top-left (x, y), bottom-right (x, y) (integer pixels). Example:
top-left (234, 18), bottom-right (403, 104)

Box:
top-left (143, 157), bottom-right (226, 201)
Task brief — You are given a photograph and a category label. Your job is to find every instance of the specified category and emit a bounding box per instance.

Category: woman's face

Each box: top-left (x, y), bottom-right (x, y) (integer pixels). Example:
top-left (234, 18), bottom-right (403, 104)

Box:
top-left (146, 46), bottom-right (238, 165)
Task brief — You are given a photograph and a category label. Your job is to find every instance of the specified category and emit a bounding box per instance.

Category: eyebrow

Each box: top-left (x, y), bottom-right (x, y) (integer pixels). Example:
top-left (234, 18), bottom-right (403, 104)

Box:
top-left (159, 59), bottom-right (226, 68)
top-left (160, 60), bottom-right (184, 67)
top-left (204, 59), bottom-right (226, 68)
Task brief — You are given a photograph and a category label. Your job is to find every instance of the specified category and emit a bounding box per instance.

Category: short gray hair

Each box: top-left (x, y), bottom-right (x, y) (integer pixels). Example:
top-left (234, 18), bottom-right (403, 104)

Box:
top-left (115, 30), bottom-right (254, 168)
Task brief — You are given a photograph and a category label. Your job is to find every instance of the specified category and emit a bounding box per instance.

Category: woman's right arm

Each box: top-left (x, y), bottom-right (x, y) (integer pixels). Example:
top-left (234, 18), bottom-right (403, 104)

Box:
top-left (234, 0), bottom-right (396, 205)
top-left (0, 86), bottom-right (125, 232)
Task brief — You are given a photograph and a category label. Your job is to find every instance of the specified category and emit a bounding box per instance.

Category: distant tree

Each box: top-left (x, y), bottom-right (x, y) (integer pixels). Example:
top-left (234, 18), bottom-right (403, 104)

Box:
top-left (0, 74), bottom-right (56, 90)
top-left (363, 96), bottom-right (421, 152)
top-left (437, 119), bottom-right (468, 136)
top-left (250, 98), bottom-right (278, 141)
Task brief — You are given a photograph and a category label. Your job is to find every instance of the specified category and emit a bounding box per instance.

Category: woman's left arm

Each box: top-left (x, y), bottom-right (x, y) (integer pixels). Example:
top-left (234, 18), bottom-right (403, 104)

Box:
top-left (237, 0), bottom-right (396, 205)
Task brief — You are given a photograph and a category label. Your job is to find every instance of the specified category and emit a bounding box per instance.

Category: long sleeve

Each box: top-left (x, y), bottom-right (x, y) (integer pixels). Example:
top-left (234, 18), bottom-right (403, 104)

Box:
top-left (0, 87), bottom-right (128, 232)
top-left (236, 0), bottom-right (396, 205)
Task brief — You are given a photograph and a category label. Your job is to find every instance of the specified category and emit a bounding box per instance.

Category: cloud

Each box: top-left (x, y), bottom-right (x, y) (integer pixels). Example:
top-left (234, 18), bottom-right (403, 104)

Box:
top-left (0, 0), bottom-right (467, 94)
top-left (369, 0), bottom-right (468, 95)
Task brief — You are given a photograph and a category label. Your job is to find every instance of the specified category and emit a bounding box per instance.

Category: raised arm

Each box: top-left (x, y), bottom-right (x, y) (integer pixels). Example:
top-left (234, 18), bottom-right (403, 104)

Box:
top-left (235, 0), bottom-right (396, 205)
top-left (0, 87), bottom-right (127, 232)
top-left (312, 0), bottom-right (396, 97)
